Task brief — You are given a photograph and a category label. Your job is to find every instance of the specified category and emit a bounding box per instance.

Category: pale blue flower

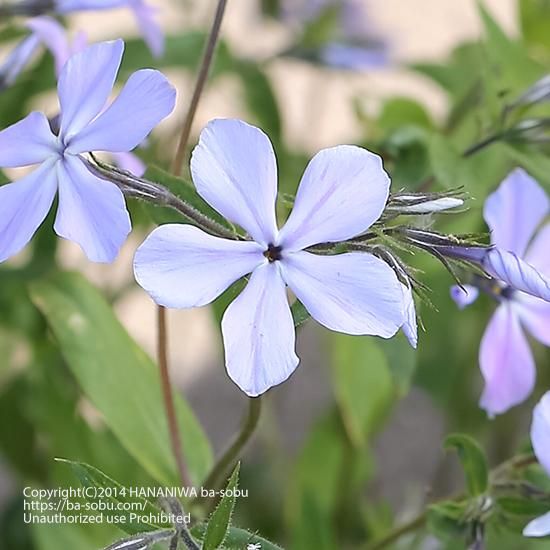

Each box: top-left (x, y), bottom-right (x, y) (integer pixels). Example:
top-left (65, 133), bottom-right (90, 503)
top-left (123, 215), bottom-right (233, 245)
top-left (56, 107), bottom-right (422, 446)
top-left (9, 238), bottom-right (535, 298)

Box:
top-left (524, 391), bottom-right (550, 537)
top-left (0, 40), bottom-right (175, 262)
top-left (134, 119), bottom-right (406, 396)
top-left (451, 169), bottom-right (550, 416)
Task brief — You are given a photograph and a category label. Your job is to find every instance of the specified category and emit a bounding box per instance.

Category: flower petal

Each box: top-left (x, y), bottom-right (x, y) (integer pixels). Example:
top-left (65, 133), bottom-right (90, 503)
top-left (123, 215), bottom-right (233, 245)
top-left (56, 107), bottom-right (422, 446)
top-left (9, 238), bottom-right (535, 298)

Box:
top-left (450, 284), bottom-right (479, 309)
top-left (55, 0), bottom-right (128, 11)
top-left (58, 40), bottom-right (123, 139)
top-left (280, 251), bottom-right (404, 337)
top-left (190, 119), bottom-right (279, 246)
top-left (134, 224), bottom-right (265, 308)
top-left (524, 512), bottom-right (550, 537)
top-left (0, 160), bottom-right (57, 262)
top-left (402, 284), bottom-right (418, 348)
top-left (67, 69), bottom-right (175, 154)
top-left (111, 151), bottom-right (146, 176)
top-left (222, 263), bottom-right (299, 396)
top-left (0, 111), bottom-right (57, 168)
top-left (479, 304), bottom-right (535, 416)
top-left (516, 295), bottom-right (550, 346)
top-left (526, 223), bottom-right (550, 275)
top-left (0, 34), bottom-right (40, 87)
top-left (26, 16), bottom-right (71, 75)
top-left (131, 0), bottom-right (164, 58)
top-left (484, 168), bottom-right (549, 256)
top-left (54, 155), bottom-right (130, 262)
top-left (483, 248), bottom-right (550, 302)
top-left (278, 145), bottom-right (390, 251)
top-left (531, 392), bottom-right (550, 476)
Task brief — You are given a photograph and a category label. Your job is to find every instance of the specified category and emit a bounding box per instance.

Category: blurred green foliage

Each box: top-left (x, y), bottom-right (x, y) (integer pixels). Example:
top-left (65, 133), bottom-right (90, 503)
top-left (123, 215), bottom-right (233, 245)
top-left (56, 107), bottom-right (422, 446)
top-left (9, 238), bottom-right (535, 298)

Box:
top-left (2, 1), bottom-right (550, 549)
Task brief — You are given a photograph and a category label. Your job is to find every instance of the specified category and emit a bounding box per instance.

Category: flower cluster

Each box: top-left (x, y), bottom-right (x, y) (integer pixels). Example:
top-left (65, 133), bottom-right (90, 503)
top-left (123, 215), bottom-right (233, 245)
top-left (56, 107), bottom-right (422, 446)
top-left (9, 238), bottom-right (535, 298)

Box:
top-left (0, 39), bottom-right (175, 262)
top-left (451, 169), bottom-right (550, 416)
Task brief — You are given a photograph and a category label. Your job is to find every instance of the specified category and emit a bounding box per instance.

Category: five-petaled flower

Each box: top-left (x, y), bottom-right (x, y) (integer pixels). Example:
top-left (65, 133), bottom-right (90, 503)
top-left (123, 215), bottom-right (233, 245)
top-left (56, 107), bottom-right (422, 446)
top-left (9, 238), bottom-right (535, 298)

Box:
top-left (451, 169), bottom-right (550, 416)
top-left (523, 391), bottom-right (550, 537)
top-left (0, 39), bottom-right (175, 263)
top-left (134, 119), bottom-right (407, 397)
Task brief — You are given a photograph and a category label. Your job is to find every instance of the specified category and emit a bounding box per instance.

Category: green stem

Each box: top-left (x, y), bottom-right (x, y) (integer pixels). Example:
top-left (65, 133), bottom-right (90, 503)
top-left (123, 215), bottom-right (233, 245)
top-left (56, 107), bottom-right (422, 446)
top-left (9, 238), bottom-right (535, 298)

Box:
top-left (202, 397), bottom-right (262, 492)
top-left (365, 514), bottom-right (427, 550)
top-left (157, 0), bottom-right (229, 490)
top-left (171, 0), bottom-right (228, 176)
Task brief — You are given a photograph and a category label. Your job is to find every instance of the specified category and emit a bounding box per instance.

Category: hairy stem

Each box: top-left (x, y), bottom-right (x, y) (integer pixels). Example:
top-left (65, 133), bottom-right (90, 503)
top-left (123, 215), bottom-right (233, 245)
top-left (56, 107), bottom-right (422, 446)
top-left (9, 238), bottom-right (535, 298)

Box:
top-left (201, 397), bottom-right (262, 492)
top-left (171, 0), bottom-right (228, 176)
top-left (156, 0), bottom-right (229, 490)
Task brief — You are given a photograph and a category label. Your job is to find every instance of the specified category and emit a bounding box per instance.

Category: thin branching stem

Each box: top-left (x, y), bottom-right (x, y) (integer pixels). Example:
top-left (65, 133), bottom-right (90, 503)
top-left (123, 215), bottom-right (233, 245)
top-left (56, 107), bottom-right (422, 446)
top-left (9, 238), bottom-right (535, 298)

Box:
top-left (171, 0), bottom-right (228, 176)
top-left (201, 397), bottom-right (262, 493)
top-left (156, 0), bottom-right (229, 490)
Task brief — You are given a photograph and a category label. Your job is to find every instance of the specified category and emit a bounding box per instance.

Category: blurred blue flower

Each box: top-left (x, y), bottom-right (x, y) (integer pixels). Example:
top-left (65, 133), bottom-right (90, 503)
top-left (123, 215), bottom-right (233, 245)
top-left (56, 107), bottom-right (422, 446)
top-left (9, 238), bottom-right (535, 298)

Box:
top-left (0, 40), bottom-right (175, 262)
top-left (523, 391), bottom-right (550, 537)
top-left (6, 0), bottom-right (163, 56)
top-left (0, 33), bottom-right (41, 89)
top-left (284, 0), bottom-right (389, 70)
top-left (134, 118), bottom-right (406, 396)
top-left (451, 169), bottom-right (550, 416)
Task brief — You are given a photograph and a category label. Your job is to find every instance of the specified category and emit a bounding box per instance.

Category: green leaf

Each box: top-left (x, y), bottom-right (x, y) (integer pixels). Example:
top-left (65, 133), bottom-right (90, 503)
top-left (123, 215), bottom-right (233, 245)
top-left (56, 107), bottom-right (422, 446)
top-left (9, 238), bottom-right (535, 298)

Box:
top-left (520, 0), bottom-right (550, 53)
top-left (143, 165), bottom-right (235, 231)
top-left (377, 334), bottom-right (417, 395)
top-left (331, 334), bottom-right (393, 447)
top-left (479, 2), bottom-right (543, 98)
top-left (427, 501), bottom-right (469, 542)
top-left (192, 524), bottom-right (284, 550)
top-left (444, 433), bottom-right (489, 496)
top-left (291, 300), bottom-right (310, 328)
top-left (300, 6), bottom-right (339, 48)
top-left (29, 271), bottom-right (213, 486)
top-left (57, 459), bottom-right (165, 535)
top-left (292, 492), bottom-right (337, 550)
top-left (234, 62), bottom-right (282, 149)
top-left (203, 463), bottom-right (240, 550)
top-left (378, 97), bottom-right (433, 132)
top-left (429, 133), bottom-right (469, 188)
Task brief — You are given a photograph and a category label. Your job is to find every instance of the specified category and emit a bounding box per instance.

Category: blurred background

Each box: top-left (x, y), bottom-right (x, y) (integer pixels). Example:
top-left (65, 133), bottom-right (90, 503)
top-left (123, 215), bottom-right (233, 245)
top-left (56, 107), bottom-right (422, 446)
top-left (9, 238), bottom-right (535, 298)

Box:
top-left (2, 0), bottom-right (550, 548)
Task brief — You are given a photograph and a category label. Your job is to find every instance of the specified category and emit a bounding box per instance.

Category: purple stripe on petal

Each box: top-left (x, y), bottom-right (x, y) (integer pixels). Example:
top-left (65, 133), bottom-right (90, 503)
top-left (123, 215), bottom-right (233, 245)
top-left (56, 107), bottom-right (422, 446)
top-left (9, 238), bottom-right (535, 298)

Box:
top-left (483, 248), bottom-right (550, 303)
top-left (0, 159), bottom-right (58, 262)
top-left (134, 224), bottom-right (265, 309)
top-left (279, 145), bottom-right (390, 251)
top-left (479, 304), bottom-right (535, 416)
top-left (54, 155), bottom-right (130, 262)
top-left (222, 262), bottom-right (299, 397)
top-left (280, 250), bottom-right (404, 337)
top-left (0, 111), bottom-right (58, 168)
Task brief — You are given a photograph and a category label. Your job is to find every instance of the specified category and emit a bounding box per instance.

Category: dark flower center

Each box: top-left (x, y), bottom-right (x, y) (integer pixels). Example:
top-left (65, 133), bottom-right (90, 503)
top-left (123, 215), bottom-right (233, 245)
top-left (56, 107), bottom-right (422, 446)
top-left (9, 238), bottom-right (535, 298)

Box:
top-left (264, 243), bottom-right (283, 263)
